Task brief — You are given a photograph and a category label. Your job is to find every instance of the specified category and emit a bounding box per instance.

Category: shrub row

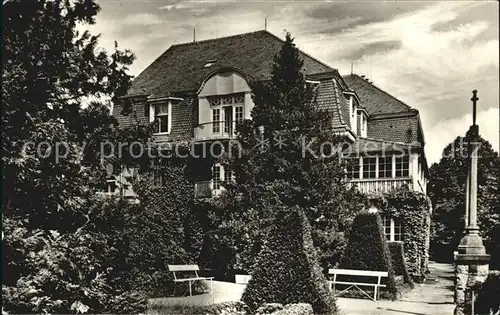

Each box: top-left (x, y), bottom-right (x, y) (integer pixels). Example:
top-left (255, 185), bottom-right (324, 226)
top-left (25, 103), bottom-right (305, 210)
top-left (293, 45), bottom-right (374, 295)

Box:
top-left (241, 207), bottom-right (337, 314)
top-left (388, 242), bottom-right (414, 287)
top-left (338, 212), bottom-right (398, 299)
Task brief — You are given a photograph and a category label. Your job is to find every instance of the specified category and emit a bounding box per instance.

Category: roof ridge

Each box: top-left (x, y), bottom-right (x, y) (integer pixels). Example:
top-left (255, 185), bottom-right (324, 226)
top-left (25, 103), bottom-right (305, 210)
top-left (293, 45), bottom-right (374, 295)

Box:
top-left (170, 29), bottom-right (269, 48)
top-left (170, 30), bottom-right (336, 73)
top-left (345, 74), bottom-right (414, 111)
top-left (262, 31), bottom-right (337, 73)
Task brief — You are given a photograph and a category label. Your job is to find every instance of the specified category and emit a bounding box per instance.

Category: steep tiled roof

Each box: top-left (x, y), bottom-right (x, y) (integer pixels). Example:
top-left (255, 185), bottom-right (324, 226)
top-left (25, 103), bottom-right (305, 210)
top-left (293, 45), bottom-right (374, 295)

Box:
top-left (342, 74), bottom-right (414, 115)
top-left (315, 79), bottom-right (347, 129)
top-left (128, 30), bottom-right (334, 96)
top-left (368, 115), bottom-right (420, 145)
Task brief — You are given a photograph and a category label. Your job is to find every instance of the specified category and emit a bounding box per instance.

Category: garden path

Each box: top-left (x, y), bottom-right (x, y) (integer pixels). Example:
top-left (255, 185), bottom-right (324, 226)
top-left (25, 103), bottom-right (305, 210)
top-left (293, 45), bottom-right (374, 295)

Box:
top-left (337, 261), bottom-right (455, 315)
top-left (148, 262), bottom-right (455, 314)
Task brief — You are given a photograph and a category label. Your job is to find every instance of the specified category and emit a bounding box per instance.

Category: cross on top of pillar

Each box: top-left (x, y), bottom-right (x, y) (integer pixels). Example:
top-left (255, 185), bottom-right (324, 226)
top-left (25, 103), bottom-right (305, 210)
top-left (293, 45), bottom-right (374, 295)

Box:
top-left (471, 90), bottom-right (478, 126)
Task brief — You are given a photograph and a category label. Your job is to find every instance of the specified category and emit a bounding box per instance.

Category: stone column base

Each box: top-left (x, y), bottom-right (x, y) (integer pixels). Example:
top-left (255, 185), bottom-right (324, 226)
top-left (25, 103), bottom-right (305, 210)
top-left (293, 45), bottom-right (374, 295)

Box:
top-left (454, 254), bottom-right (490, 315)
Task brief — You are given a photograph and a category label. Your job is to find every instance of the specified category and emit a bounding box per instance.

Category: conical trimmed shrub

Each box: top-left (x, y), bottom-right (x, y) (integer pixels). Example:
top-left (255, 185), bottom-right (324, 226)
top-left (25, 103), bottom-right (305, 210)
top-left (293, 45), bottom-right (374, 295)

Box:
top-left (339, 212), bottom-right (398, 298)
top-left (241, 206), bottom-right (337, 314)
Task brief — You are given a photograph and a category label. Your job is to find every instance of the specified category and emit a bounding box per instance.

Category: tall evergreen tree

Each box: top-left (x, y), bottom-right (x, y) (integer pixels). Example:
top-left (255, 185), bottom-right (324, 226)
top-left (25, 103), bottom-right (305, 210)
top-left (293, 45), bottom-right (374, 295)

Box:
top-left (214, 32), bottom-right (365, 289)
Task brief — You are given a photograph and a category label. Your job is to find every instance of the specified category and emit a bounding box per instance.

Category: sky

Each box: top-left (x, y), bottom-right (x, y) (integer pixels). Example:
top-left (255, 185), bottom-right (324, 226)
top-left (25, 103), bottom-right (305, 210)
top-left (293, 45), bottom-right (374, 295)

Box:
top-left (88, 0), bottom-right (499, 164)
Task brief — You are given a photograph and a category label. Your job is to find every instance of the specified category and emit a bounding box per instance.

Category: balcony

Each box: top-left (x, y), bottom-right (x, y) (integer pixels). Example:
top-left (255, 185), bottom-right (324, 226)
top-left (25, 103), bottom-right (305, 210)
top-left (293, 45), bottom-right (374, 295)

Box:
top-left (349, 177), bottom-right (412, 194)
top-left (194, 180), bottom-right (227, 198)
top-left (194, 121), bottom-right (237, 141)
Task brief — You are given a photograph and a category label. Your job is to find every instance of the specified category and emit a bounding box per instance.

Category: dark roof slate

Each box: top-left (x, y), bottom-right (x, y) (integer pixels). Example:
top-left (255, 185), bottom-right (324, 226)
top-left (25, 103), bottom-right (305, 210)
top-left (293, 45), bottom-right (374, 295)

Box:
top-left (342, 74), bottom-right (414, 115)
top-left (314, 79), bottom-right (348, 129)
top-left (128, 30), bottom-right (334, 96)
top-left (368, 116), bottom-right (420, 145)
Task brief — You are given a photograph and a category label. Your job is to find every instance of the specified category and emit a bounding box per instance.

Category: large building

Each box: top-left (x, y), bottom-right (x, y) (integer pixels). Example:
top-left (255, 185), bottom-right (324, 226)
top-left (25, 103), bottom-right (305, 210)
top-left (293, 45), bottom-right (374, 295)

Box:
top-left (109, 30), bottom-right (429, 241)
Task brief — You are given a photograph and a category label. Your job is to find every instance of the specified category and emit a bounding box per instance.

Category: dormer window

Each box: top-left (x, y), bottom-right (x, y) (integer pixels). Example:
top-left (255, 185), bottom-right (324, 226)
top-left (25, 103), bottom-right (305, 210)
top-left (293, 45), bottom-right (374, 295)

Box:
top-left (155, 104), bottom-right (169, 133)
top-left (208, 93), bottom-right (244, 136)
top-left (357, 110), bottom-right (368, 137)
top-left (349, 95), bottom-right (357, 134)
top-left (149, 101), bottom-right (173, 134)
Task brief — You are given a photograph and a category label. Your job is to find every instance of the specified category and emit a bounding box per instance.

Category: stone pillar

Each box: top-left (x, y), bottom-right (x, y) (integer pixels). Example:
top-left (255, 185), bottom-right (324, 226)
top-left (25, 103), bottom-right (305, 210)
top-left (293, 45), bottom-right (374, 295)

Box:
top-left (454, 257), bottom-right (490, 315)
top-left (454, 90), bottom-right (490, 315)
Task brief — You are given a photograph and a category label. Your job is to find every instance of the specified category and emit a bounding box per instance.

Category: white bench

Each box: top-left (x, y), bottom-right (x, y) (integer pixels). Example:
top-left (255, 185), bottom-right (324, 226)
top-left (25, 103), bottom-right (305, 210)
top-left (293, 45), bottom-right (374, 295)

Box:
top-left (168, 264), bottom-right (213, 296)
top-left (328, 268), bottom-right (388, 301)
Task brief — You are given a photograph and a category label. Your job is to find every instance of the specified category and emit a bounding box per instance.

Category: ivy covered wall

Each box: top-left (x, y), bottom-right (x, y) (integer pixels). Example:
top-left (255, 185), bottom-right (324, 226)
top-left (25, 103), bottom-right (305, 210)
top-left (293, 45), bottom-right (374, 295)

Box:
top-left (371, 189), bottom-right (432, 278)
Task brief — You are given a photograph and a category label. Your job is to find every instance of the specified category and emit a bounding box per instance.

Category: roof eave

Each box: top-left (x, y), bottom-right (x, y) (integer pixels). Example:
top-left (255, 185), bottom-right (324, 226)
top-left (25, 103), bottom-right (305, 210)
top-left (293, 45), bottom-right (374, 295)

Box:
top-left (369, 110), bottom-right (419, 120)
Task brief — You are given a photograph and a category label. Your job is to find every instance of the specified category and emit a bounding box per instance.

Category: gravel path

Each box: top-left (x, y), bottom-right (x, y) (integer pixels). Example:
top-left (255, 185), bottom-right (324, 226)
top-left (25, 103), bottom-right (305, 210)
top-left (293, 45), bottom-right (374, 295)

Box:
top-left (149, 262), bottom-right (455, 315)
top-left (337, 262), bottom-right (455, 315)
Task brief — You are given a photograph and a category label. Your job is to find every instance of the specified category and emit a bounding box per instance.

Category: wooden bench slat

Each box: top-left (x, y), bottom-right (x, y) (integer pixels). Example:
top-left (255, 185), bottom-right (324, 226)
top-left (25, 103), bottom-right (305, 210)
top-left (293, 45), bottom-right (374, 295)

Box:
top-left (328, 269), bottom-right (388, 277)
top-left (168, 264), bottom-right (200, 271)
top-left (333, 281), bottom-right (387, 287)
top-left (173, 277), bottom-right (213, 282)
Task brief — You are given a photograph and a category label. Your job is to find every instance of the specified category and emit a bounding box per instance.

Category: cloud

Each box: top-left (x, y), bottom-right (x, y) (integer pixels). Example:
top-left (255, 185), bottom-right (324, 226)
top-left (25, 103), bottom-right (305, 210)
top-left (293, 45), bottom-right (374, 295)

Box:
top-left (305, 1), bottom-right (499, 129)
top-left (345, 40), bottom-right (402, 60)
top-left (426, 107), bottom-right (499, 164)
top-left (84, 0), bottom-right (498, 166)
top-left (122, 13), bottom-right (165, 26)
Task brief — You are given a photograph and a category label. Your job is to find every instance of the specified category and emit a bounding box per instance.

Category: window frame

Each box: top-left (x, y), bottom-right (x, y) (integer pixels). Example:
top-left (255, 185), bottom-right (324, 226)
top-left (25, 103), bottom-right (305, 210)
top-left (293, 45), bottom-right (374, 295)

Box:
top-left (382, 215), bottom-right (403, 242)
top-left (212, 163), bottom-right (235, 194)
top-left (378, 155), bottom-right (393, 178)
top-left (395, 155), bottom-right (410, 177)
top-left (212, 108), bottom-right (221, 134)
top-left (209, 93), bottom-right (245, 136)
top-left (150, 101), bottom-right (172, 135)
top-left (362, 156), bottom-right (377, 179)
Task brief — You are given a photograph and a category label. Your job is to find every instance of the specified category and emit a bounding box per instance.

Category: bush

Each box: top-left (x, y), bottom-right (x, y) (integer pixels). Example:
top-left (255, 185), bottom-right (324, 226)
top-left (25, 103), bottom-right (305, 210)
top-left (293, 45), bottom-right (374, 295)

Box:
top-left (2, 218), bottom-right (147, 314)
top-left (273, 303), bottom-right (314, 315)
top-left (388, 242), bottom-right (414, 287)
top-left (312, 228), bottom-right (347, 271)
top-left (129, 165), bottom-right (205, 296)
top-left (338, 212), bottom-right (398, 299)
top-left (474, 270), bottom-right (500, 315)
top-left (241, 207), bottom-right (337, 314)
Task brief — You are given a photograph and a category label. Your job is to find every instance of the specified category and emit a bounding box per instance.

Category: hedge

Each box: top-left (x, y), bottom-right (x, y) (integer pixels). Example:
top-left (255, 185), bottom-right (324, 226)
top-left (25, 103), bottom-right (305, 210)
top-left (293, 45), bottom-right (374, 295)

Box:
top-left (241, 206), bottom-right (337, 314)
top-left (388, 242), bottom-right (414, 287)
top-left (338, 212), bottom-right (397, 299)
top-left (369, 189), bottom-right (432, 278)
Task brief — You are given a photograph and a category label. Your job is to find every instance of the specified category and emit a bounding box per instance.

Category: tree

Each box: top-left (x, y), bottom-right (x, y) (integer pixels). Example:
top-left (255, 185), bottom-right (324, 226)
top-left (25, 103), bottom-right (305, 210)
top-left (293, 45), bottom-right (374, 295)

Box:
top-left (241, 202), bottom-right (337, 314)
top-left (429, 135), bottom-right (500, 268)
top-left (339, 212), bottom-right (398, 299)
top-left (2, 0), bottom-right (149, 312)
top-left (2, 0), bottom-right (138, 230)
top-left (213, 33), bottom-right (367, 273)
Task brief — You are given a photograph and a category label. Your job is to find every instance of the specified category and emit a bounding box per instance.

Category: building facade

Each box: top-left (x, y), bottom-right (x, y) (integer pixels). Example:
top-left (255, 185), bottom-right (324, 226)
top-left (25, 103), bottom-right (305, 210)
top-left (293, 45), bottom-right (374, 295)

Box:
top-left (108, 30), bottom-right (430, 240)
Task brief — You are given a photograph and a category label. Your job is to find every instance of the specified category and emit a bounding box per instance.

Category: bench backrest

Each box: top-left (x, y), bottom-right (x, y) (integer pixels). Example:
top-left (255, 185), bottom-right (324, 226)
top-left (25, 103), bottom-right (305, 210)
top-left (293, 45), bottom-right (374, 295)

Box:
top-left (168, 265), bottom-right (200, 272)
top-left (168, 264), bottom-right (200, 280)
top-left (329, 269), bottom-right (388, 277)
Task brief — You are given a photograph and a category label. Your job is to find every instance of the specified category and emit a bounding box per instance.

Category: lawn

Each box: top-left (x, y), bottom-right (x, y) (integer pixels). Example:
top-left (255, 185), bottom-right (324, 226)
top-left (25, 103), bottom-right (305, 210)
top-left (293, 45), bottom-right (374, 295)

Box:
top-left (147, 280), bottom-right (244, 314)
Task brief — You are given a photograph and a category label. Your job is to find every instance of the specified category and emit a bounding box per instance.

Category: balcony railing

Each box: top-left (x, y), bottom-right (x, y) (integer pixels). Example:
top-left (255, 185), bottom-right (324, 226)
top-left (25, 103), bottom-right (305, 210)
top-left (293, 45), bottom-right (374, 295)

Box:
top-left (194, 181), bottom-right (212, 198)
top-left (194, 121), bottom-right (238, 141)
top-left (349, 177), bottom-right (412, 194)
top-left (194, 180), bottom-right (227, 198)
